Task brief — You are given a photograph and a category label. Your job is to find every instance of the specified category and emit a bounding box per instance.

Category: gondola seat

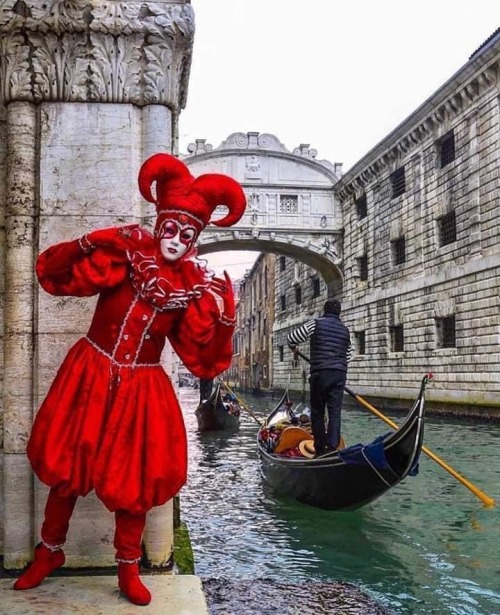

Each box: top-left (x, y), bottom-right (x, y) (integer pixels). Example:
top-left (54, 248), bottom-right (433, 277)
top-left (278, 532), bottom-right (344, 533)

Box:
top-left (274, 426), bottom-right (312, 454)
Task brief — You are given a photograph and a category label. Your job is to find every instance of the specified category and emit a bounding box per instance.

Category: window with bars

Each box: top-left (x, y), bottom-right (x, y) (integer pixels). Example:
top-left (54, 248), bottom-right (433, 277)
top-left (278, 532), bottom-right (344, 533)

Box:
top-left (356, 193), bottom-right (367, 219)
top-left (279, 256), bottom-right (286, 272)
top-left (391, 236), bottom-right (406, 265)
top-left (295, 285), bottom-right (302, 305)
top-left (279, 345), bottom-right (284, 362)
top-left (280, 294), bottom-right (286, 311)
top-left (390, 324), bottom-right (404, 352)
top-left (312, 277), bottom-right (321, 298)
top-left (390, 167), bottom-right (406, 198)
top-left (437, 211), bottom-right (457, 246)
top-left (436, 315), bottom-right (456, 348)
top-left (354, 331), bottom-right (366, 355)
top-left (438, 131), bottom-right (456, 168)
top-left (279, 194), bottom-right (299, 214)
top-left (358, 255), bottom-right (368, 281)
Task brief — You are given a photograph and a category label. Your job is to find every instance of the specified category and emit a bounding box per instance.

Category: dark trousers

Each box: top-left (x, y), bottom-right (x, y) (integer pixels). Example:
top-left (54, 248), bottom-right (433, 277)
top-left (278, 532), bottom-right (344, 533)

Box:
top-left (309, 369), bottom-right (347, 453)
top-left (199, 379), bottom-right (213, 402)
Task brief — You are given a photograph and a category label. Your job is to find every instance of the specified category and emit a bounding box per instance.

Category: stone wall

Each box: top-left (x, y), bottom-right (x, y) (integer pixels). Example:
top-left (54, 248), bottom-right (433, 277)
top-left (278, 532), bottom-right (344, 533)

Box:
top-left (272, 256), bottom-right (328, 395)
top-left (336, 33), bottom-right (500, 412)
top-left (0, 0), bottom-right (194, 569)
top-left (0, 106), bottom-right (6, 554)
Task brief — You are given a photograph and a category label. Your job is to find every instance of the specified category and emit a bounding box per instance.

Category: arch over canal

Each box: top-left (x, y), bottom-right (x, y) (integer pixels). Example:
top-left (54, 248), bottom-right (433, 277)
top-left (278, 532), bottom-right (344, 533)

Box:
top-left (184, 132), bottom-right (345, 294)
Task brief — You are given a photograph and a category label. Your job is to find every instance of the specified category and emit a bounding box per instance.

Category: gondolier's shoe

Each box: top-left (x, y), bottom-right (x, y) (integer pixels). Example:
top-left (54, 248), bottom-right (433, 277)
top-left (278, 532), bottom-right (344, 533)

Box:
top-left (314, 438), bottom-right (346, 458)
top-left (118, 562), bottom-right (151, 606)
top-left (13, 543), bottom-right (65, 590)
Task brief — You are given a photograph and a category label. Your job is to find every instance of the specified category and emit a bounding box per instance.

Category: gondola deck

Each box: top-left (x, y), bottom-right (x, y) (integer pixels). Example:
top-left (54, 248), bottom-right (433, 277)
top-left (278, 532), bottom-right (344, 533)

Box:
top-left (257, 376), bottom-right (430, 511)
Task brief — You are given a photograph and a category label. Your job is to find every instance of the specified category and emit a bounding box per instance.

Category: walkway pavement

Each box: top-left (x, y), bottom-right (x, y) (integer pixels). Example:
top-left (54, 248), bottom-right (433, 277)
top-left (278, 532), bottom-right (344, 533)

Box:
top-left (0, 574), bottom-right (209, 614)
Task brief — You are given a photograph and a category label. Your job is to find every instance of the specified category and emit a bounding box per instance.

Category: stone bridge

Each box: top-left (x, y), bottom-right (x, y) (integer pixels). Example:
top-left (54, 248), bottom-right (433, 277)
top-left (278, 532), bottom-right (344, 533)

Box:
top-left (184, 132), bottom-right (345, 292)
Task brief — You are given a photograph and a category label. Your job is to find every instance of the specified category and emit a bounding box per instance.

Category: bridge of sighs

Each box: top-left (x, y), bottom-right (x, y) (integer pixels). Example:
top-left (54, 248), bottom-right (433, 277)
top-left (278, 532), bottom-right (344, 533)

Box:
top-left (185, 132), bottom-right (345, 293)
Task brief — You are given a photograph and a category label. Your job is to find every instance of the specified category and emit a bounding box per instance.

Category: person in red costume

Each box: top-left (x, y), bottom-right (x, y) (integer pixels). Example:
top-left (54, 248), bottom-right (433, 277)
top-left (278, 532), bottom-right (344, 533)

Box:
top-left (13, 153), bottom-right (246, 606)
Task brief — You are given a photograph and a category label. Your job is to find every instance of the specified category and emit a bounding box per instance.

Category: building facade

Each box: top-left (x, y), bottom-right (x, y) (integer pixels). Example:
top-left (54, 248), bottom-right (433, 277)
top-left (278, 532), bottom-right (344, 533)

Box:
top-left (336, 31), bottom-right (500, 415)
top-left (230, 253), bottom-right (276, 392)
top-left (272, 256), bottom-right (328, 395)
top-left (235, 31), bottom-right (500, 417)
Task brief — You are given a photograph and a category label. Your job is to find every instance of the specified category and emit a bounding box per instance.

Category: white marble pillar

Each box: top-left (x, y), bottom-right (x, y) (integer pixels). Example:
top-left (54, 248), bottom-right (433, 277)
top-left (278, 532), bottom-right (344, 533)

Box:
top-left (0, 0), bottom-right (195, 569)
top-left (141, 103), bottom-right (176, 567)
top-left (2, 102), bottom-right (37, 568)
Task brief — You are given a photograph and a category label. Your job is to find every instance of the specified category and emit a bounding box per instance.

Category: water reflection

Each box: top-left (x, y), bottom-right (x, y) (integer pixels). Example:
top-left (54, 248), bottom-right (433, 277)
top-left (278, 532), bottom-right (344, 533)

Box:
top-left (179, 387), bottom-right (500, 615)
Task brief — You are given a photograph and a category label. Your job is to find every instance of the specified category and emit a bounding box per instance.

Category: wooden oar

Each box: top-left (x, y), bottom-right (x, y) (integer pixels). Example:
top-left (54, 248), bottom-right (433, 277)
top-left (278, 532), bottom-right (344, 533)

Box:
top-left (221, 381), bottom-right (263, 427)
top-left (293, 348), bottom-right (495, 507)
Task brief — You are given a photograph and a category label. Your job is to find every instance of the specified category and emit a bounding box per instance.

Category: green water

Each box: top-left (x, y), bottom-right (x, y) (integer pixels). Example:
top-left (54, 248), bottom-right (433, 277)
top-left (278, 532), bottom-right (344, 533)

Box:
top-left (179, 387), bottom-right (500, 615)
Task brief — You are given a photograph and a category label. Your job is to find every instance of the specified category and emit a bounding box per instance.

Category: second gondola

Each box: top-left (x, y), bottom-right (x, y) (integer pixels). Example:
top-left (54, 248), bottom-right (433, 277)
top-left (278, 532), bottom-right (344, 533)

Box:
top-left (195, 382), bottom-right (241, 432)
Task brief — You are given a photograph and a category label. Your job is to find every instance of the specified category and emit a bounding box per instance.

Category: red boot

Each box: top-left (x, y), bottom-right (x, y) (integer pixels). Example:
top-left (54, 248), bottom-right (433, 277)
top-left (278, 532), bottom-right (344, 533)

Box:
top-left (118, 562), bottom-right (151, 606)
top-left (13, 543), bottom-right (65, 590)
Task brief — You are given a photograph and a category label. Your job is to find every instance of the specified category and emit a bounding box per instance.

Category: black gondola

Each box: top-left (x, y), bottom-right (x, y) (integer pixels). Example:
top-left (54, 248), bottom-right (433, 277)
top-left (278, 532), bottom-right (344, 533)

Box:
top-left (257, 375), bottom-right (431, 511)
top-left (195, 382), bottom-right (241, 432)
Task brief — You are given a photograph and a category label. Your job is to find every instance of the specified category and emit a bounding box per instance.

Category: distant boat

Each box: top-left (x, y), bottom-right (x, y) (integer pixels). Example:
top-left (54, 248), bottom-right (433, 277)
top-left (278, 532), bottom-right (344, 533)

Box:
top-left (257, 375), bottom-right (430, 511)
top-left (195, 382), bottom-right (241, 432)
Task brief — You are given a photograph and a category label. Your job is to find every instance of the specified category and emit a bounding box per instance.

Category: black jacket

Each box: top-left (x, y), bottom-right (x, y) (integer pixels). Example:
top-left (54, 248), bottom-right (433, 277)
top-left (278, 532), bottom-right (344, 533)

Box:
top-left (310, 314), bottom-right (350, 373)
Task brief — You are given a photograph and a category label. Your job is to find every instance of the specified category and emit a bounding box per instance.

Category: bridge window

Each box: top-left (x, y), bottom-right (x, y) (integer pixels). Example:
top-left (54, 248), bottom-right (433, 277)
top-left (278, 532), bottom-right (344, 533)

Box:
top-left (390, 324), bottom-right (404, 352)
top-left (437, 210), bottom-right (456, 247)
top-left (390, 166), bottom-right (406, 198)
top-left (438, 130), bottom-right (456, 168)
top-left (355, 194), bottom-right (367, 219)
top-left (312, 277), bottom-right (321, 298)
top-left (436, 315), bottom-right (456, 348)
top-left (391, 236), bottom-right (406, 265)
top-left (279, 194), bottom-right (299, 214)
top-left (354, 331), bottom-right (366, 355)
top-left (280, 294), bottom-right (286, 311)
top-left (357, 255), bottom-right (368, 281)
top-left (279, 256), bottom-right (286, 272)
top-left (295, 284), bottom-right (302, 305)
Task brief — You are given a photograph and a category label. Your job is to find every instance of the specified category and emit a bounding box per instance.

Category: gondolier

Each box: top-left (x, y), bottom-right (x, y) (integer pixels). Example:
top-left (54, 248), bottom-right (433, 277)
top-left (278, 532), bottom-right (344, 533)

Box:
top-left (287, 299), bottom-right (353, 456)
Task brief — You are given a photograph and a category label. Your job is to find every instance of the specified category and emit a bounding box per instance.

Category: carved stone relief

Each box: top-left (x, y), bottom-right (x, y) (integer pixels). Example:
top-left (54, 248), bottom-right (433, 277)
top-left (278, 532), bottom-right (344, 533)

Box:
top-left (0, 1), bottom-right (195, 107)
top-left (245, 155), bottom-right (261, 179)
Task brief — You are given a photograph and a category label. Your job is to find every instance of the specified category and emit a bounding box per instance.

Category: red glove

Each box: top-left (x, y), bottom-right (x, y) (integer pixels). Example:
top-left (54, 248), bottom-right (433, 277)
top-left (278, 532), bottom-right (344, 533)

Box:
top-left (210, 271), bottom-right (235, 318)
top-left (81, 224), bottom-right (142, 253)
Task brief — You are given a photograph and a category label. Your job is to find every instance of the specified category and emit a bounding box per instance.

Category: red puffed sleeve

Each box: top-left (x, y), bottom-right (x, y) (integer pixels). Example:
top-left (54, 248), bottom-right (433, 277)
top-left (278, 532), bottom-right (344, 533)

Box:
top-left (36, 239), bottom-right (128, 297)
top-left (168, 291), bottom-right (236, 379)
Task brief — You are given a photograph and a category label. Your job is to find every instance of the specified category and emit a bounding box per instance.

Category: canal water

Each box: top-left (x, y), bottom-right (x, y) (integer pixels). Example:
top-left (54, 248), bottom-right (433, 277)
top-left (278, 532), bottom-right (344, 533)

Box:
top-left (178, 386), bottom-right (500, 615)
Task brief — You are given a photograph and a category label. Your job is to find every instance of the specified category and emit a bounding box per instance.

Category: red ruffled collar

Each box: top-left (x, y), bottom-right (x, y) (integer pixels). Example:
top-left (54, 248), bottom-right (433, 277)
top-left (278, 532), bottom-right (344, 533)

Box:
top-left (127, 234), bottom-right (213, 311)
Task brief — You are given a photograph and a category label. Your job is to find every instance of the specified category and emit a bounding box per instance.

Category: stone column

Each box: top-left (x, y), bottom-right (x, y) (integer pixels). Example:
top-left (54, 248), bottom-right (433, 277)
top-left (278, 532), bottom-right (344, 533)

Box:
top-left (0, 0), bottom-right (195, 569)
top-left (141, 103), bottom-right (176, 567)
top-left (2, 103), bottom-right (37, 569)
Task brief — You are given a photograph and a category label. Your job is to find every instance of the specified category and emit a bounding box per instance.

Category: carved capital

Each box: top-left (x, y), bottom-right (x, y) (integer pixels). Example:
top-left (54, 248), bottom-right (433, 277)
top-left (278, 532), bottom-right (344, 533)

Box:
top-left (0, 1), bottom-right (194, 107)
